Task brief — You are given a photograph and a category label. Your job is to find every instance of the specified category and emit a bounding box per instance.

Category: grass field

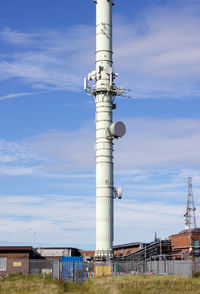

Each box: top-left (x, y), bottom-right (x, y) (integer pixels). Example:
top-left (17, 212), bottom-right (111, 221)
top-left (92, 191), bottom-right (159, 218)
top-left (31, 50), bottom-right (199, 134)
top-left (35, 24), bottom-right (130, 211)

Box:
top-left (0, 274), bottom-right (200, 294)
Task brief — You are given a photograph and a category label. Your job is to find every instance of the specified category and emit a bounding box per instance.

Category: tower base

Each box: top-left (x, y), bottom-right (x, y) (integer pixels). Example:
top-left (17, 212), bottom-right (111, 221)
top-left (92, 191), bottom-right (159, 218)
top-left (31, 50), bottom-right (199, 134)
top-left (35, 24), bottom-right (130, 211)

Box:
top-left (94, 249), bottom-right (114, 261)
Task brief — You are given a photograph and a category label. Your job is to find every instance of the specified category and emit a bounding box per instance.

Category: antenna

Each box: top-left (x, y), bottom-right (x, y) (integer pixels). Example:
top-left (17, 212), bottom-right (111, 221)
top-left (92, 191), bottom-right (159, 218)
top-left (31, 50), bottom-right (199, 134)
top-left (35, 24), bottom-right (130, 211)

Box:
top-left (33, 231), bottom-right (36, 248)
top-left (184, 177), bottom-right (197, 229)
top-left (113, 187), bottom-right (122, 199)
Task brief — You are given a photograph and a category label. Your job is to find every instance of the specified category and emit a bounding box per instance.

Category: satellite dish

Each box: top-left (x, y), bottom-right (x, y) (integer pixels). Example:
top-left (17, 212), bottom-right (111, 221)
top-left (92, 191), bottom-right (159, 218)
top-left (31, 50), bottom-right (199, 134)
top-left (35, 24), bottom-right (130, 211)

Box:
top-left (109, 121), bottom-right (126, 138)
top-left (117, 187), bottom-right (122, 199)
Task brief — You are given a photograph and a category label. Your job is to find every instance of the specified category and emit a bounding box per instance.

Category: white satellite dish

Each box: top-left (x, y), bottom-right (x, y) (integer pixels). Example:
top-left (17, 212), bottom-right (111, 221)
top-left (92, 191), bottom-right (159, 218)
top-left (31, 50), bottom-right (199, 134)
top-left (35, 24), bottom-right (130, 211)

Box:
top-left (109, 121), bottom-right (126, 138)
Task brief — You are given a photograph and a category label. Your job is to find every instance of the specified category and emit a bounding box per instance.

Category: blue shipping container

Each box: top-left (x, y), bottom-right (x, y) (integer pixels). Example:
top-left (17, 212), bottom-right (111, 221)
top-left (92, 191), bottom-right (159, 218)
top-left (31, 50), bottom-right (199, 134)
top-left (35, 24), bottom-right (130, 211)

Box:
top-left (61, 256), bottom-right (83, 281)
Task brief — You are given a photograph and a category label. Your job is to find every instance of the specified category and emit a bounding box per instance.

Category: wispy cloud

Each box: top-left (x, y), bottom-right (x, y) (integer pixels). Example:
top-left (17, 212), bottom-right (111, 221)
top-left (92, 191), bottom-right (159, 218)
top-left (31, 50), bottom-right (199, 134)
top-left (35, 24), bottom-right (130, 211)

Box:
top-left (0, 28), bottom-right (40, 46)
top-left (25, 124), bottom-right (95, 172)
top-left (0, 192), bottom-right (198, 247)
top-left (0, 92), bottom-right (34, 101)
top-left (1, 117), bottom-right (200, 246)
top-left (0, 166), bottom-right (39, 176)
top-left (1, 116), bottom-right (200, 175)
top-left (0, 25), bottom-right (94, 91)
top-left (0, 1), bottom-right (200, 98)
top-left (0, 139), bottom-right (46, 175)
top-left (1, 118), bottom-right (200, 176)
top-left (115, 118), bottom-right (200, 168)
top-left (114, 3), bottom-right (200, 98)
top-left (0, 139), bottom-right (44, 163)
top-left (25, 118), bottom-right (200, 172)
top-left (0, 194), bottom-right (96, 247)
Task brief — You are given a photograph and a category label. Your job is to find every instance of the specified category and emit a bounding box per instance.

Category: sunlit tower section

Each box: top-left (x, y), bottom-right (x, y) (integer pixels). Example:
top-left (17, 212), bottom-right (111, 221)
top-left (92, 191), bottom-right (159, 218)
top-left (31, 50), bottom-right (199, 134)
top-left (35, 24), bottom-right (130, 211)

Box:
top-left (84, 0), bottom-right (126, 260)
top-left (184, 177), bottom-right (197, 230)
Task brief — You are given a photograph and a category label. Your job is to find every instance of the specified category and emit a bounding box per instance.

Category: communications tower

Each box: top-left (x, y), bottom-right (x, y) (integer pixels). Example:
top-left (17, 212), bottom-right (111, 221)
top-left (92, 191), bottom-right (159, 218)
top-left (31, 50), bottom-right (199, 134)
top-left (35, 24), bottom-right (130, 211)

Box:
top-left (184, 177), bottom-right (197, 230)
top-left (84, 0), bottom-right (126, 259)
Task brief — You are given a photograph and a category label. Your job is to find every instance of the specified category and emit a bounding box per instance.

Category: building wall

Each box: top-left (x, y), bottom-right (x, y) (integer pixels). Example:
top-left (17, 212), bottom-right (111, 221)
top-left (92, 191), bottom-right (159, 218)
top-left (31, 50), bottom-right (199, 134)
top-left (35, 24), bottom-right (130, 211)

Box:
top-left (170, 232), bottom-right (200, 261)
top-left (36, 248), bottom-right (72, 258)
top-left (0, 253), bottom-right (30, 275)
top-left (36, 248), bottom-right (80, 260)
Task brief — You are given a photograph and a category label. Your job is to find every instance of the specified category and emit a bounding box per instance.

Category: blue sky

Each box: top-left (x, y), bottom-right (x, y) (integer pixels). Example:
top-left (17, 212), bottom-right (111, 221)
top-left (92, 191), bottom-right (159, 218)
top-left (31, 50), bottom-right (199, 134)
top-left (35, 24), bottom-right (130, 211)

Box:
top-left (0, 0), bottom-right (200, 249)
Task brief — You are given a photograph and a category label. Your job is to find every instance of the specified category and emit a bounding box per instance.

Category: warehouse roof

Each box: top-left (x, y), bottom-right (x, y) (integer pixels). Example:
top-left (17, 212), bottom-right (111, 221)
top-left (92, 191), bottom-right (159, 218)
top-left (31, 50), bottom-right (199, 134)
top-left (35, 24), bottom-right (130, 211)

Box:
top-left (0, 246), bottom-right (33, 251)
top-left (113, 242), bottom-right (142, 250)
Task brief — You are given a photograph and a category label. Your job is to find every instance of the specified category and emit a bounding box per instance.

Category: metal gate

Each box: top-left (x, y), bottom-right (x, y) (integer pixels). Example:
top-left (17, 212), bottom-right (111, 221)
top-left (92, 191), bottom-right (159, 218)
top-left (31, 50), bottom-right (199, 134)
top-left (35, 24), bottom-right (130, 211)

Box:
top-left (61, 256), bottom-right (83, 282)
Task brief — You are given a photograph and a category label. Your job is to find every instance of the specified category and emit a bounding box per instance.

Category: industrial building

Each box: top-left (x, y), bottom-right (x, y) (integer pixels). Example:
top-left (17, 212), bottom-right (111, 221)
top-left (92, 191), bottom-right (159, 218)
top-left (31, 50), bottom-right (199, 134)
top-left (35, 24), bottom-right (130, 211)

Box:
top-left (0, 246), bottom-right (41, 275)
top-left (113, 242), bottom-right (142, 258)
top-left (170, 228), bottom-right (200, 261)
top-left (36, 247), bottom-right (80, 260)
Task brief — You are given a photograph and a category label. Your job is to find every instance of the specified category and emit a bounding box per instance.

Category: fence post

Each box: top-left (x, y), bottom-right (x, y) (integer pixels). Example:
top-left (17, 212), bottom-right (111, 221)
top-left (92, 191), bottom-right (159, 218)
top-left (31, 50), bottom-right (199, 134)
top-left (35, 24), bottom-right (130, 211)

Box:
top-left (72, 261), bottom-right (75, 282)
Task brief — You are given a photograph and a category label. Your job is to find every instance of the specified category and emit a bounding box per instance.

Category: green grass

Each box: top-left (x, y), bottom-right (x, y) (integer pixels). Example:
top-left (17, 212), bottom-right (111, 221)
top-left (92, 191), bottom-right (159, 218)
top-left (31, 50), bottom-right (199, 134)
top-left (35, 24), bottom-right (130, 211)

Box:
top-left (0, 274), bottom-right (200, 294)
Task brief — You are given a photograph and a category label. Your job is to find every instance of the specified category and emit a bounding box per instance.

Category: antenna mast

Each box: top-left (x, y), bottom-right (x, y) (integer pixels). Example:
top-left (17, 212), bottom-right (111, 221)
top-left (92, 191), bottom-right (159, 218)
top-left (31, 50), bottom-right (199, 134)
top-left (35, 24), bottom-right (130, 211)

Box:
top-left (84, 0), bottom-right (126, 260)
top-left (184, 177), bottom-right (197, 229)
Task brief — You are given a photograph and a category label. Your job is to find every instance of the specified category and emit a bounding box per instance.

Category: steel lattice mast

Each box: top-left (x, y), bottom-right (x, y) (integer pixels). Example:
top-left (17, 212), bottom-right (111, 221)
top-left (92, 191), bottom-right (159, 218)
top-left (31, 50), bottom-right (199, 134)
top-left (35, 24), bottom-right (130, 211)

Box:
top-left (84, 0), bottom-right (126, 260)
top-left (184, 177), bottom-right (197, 229)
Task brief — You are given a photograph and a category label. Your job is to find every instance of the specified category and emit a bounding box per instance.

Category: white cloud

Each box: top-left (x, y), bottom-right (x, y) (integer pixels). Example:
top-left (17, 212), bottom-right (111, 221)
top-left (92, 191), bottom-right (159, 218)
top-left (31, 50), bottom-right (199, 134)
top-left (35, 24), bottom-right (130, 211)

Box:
top-left (1, 116), bottom-right (200, 247)
top-left (115, 118), bottom-right (200, 168)
top-left (0, 92), bottom-right (35, 101)
top-left (0, 193), bottom-right (199, 247)
top-left (0, 139), bottom-right (46, 175)
top-left (0, 25), bottom-right (94, 91)
top-left (0, 2), bottom-right (200, 98)
top-left (27, 118), bottom-right (200, 171)
top-left (0, 194), bottom-right (96, 247)
top-left (114, 200), bottom-right (186, 244)
top-left (25, 125), bottom-right (95, 172)
top-left (0, 28), bottom-right (40, 46)
top-left (1, 118), bottom-right (200, 177)
top-left (0, 166), bottom-right (39, 176)
top-left (114, 3), bottom-right (200, 98)
top-left (0, 139), bottom-right (44, 163)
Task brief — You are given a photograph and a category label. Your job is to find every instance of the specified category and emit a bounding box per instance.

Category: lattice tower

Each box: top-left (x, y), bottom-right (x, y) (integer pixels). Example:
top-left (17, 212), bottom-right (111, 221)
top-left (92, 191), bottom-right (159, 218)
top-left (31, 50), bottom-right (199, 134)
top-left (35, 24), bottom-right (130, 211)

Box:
top-left (184, 177), bottom-right (197, 229)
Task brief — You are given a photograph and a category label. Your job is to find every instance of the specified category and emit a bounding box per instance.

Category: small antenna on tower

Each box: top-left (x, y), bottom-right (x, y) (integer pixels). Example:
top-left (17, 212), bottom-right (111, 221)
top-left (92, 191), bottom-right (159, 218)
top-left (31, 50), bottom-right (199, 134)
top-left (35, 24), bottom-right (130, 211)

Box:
top-left (184, 177), bottom-right (197, 230)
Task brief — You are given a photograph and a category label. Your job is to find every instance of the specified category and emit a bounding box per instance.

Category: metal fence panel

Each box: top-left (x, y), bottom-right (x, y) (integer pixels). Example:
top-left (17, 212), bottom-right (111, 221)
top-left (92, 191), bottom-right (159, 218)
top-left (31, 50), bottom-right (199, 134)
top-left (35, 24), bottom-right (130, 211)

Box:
top-left (174, 261), bottom-right (192, 277)
top-left (29, 260), bottom-right (53, 275)
top-left (112, 259), bottom-right (195, 277)
top-left (136, 260), bottom-right (193, 277)
top-left (52, 260), bottom-right (60, 280)
top-left (61, 256), bottom-right (83, 282)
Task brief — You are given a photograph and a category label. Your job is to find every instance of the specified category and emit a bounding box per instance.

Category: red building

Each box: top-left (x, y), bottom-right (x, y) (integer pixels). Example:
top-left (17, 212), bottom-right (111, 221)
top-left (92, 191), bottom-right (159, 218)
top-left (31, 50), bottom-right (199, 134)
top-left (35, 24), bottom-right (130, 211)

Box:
top-left (0, 246), bottom-right (40, 275)
top-left (170, 228), bottom-right (200, 261)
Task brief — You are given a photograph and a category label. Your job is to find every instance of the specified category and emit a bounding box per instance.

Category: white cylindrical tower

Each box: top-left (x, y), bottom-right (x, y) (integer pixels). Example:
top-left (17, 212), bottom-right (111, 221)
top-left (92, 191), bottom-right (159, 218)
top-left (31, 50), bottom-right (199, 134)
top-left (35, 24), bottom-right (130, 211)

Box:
top-left (85, 0), bottom-right (125, 260)
top-left (95, 0), bottom-right (114, 259)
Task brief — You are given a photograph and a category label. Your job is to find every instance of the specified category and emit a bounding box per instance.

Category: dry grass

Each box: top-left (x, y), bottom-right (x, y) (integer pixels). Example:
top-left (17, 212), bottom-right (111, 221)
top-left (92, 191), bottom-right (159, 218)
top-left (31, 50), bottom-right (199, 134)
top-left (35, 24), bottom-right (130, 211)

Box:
top-left (0, 274), bottom-right (200, 294)
top-left (85, 275), bottom-right (200, 294)
top-left (0, 274), bottom-right (64, 294)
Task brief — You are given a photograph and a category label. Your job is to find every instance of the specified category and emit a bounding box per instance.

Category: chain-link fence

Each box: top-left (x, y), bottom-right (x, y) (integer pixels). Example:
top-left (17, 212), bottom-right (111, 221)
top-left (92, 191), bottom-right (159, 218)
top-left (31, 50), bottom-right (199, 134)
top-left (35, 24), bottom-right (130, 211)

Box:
top-left (0, 258), bottom-right (200, 282)
top-left (0, 259), bottom-right (60, 280)
top-left (112, 258), bottom-right (199, 277)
